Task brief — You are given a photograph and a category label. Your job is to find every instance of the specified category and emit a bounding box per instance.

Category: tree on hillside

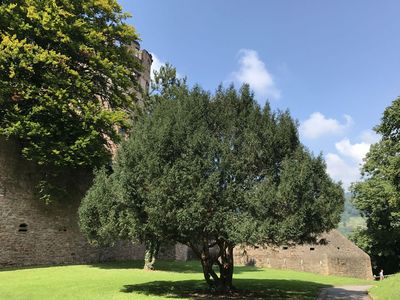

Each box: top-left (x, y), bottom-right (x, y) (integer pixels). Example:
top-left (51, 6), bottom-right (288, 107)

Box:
top-left (351, 97), bottom-right (400, 274)
top-left (0, 1), bottom-right (142, 194)
top-left (79, 83), bottom-right (344, 293)
top-left (337, 194), bottom-right (365, 236)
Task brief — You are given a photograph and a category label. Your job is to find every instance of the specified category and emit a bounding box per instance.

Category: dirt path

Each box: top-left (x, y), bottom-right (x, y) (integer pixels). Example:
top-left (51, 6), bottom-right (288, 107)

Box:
top-left (316, 285), bottom-right (374, 300)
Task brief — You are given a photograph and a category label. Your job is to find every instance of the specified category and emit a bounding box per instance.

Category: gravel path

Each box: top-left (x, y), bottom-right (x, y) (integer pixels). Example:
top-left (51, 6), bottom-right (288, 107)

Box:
top-left (316, 285), bottom-right (373, 300)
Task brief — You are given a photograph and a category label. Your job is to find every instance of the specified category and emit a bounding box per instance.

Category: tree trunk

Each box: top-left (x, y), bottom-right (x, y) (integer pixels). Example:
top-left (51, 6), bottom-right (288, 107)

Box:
top-left (216, 244), bottom-right (234, 293)
top-left (143, 239), bottom-right (159, 270)
top-left (193, 241), bottom-right (235, 294)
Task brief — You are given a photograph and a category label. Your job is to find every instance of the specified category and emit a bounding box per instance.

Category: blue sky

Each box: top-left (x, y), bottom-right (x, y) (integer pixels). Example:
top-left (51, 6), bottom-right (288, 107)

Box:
top-left (120, 0), bottom-right (400, 189)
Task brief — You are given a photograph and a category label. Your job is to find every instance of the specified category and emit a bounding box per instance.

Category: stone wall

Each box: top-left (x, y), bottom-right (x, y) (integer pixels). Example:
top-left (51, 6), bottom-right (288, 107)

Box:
top-left (0, 138), bottom-right (177, 268)
top-left (233, 230), bottom-right (372, 280)
top-left (0, 137), bottom-right (374, 278)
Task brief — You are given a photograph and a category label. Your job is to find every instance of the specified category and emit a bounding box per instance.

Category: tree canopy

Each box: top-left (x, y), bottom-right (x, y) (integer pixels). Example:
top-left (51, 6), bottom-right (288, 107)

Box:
top-left (0, 0), bottom-right (142, 169)
top-left (351, 97), bottom-right (400, 274)
top-left (79, 81), bottom-right (344, 293)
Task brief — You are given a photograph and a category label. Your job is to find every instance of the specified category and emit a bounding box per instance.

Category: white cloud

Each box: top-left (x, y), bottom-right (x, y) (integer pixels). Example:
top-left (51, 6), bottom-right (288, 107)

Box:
top-left (149, 53), bottom-right (164, 80)
top-left (326, 153), bottom-right (361, 190)
top-left (359, 130), bottom-right (380, 144)
top-left (300, 112), bottom-right (353, 139)
top-left (335, 138), bottom-right (371, 164)
top-left (325, 132), bottom-right (378, 190)
top-left (231, 49), bottom-right (280, 100)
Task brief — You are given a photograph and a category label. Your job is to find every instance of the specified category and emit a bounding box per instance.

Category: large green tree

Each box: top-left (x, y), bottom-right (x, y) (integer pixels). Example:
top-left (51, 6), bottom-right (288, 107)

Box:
top-left (351, 97), bottom-right (400, 274)
top-left (79, 83), bottom-right (344, 293)
top-left (0, 0), bottom-right (141, 170)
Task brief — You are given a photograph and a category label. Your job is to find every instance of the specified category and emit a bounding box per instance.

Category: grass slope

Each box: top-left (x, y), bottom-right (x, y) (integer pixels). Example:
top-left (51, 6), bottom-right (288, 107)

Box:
top-left (0, 260), bottom-right (370, 300)
top-left (369, 273), bottom-right (400, 300)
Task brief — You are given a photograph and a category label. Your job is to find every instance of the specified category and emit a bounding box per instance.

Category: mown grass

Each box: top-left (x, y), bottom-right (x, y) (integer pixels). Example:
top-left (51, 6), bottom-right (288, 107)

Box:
top-left (369, 273), bottom-right (400, 300)
top-left (0, 260), bottom-right (370, 300)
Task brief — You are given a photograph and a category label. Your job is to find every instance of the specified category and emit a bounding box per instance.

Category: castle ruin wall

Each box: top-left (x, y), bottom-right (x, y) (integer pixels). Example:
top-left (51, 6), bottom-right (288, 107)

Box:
top-left (0, 138), bottom-right (176, 268)
top-left (233, 230), bottom-right (372, 280)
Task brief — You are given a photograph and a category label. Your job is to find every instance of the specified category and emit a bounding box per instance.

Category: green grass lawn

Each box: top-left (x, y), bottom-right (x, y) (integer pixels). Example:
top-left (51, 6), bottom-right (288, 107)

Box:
top-left (369, 273), bottom-right (400, 300)
top-left (0, 260), bottom-right (370, 300)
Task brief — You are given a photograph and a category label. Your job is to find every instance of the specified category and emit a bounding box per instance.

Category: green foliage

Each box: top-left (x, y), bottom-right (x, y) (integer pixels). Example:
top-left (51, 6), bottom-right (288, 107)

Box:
top-left (0, 0), bottom-right (142, 168)
top-left (78, 167), bottom-right (122, 245)
top-left (351, 97), bottom-right (400, 274)
top-left (79, 82), bottom-right (344, 290)
top-left (146, 63), bottom-right (187, 113)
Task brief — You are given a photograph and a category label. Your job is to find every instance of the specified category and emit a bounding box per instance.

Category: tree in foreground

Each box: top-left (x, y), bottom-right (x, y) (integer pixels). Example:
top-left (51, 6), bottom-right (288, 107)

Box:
top-left (351, 97), bottom-right (400, 274)
top-left (79, 83), bottom-right (344, 292)
top-left (0, 1), bottom-right (142, 199)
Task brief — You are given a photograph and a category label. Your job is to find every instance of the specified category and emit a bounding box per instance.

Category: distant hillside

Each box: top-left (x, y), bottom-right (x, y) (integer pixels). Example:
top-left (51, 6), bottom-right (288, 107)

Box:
top-left (337, 193), bottom-right (366, 236)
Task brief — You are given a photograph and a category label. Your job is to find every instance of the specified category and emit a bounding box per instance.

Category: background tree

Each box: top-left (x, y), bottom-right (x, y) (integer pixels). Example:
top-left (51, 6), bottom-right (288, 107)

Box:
top-left (0, 0), bottom-right (142, 193)
top-left (79, 83), bottom-right (344, 293)
top-left (351, 97), bottom-right (400, 274)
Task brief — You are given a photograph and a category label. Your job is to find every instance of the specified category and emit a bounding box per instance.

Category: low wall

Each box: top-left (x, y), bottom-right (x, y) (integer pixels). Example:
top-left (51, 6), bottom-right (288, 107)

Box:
top-left (234, 246), bottom-right (329, 275)
top-left (233, 231), bottom-right (373, 280)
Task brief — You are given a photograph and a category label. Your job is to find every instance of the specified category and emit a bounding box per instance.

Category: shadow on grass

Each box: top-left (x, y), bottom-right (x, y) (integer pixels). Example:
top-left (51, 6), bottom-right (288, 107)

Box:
top-left (0, 260), bottom-right (261, 275)
top-left (92, 260), bottom-right (262, 274)
top-left (120, 278), bottom-right (332, 299)
top-left (0, 263), bottom-right (87, 272)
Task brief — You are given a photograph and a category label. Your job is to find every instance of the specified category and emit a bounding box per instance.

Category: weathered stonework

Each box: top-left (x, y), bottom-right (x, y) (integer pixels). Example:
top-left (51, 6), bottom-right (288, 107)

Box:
top-left (0, 136), bottom-right (374, 279)
top-left (131, 41), bottom-right (152, 94)
top-left (0, 138), bottom-right (183, 268)
top-left (233, 230), bottom-right (373, 279)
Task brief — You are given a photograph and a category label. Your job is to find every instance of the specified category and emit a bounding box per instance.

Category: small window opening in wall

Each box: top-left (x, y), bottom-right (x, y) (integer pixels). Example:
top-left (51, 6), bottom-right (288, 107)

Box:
top-left (337, 247), bottom-right (340, 250)
top-left (118, 127), bottom-right (126, 135)
top-left (0, 185), bottom-right (5, 197)
top-left (310, 247), bottom-right (315, 251)
top-left (282, 246), bottom-right (288, 250)
top-left (18, 223), bottom-right (28, 233)
top-left (58, 227), bottom-right (67, 232)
